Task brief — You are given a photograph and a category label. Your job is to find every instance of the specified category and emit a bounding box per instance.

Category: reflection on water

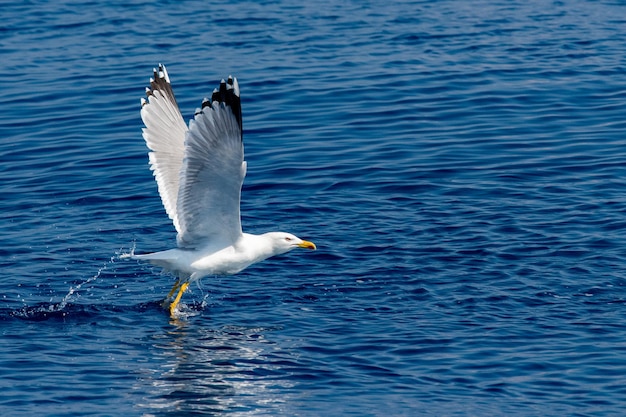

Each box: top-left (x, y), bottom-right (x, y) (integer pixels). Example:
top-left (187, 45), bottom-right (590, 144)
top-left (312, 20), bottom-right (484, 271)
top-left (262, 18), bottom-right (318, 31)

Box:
top-left (137, 321), bottom-right (295, 416)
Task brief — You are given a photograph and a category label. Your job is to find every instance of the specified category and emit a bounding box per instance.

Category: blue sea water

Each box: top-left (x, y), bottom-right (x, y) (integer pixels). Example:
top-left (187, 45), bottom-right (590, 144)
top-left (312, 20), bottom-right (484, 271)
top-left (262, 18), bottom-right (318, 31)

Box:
top-left (2, 0), bottom-right (626, 415)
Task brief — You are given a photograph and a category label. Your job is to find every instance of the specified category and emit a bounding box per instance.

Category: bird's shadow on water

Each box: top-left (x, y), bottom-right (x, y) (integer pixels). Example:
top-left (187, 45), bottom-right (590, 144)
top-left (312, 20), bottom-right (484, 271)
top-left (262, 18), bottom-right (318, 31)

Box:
top-left (2, 298), bottom-right (169, 322)
top-left (2, 290), bottom-right (212, 322)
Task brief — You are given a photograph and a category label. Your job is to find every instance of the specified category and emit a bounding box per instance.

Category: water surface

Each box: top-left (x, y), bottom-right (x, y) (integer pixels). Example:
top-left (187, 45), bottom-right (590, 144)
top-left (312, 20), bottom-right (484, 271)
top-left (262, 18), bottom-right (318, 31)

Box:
top-left (2, 1), bottom-right (626, 416)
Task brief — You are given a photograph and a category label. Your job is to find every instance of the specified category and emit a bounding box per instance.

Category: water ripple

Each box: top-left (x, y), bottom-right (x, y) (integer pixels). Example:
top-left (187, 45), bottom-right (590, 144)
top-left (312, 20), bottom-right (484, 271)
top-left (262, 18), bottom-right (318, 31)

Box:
top-left (2, 0), bottom-right (626, 415)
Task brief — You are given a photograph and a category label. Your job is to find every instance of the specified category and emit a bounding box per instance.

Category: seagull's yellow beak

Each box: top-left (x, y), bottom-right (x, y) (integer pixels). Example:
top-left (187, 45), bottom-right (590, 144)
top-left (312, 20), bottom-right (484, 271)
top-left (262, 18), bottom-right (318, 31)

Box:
top-left (298, 240), bottom-right (317, 250)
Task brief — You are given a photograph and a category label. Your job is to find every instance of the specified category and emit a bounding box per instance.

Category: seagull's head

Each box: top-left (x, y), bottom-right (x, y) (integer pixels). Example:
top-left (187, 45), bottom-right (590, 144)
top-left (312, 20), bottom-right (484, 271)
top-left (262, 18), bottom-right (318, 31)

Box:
top-left (266, 232), bottom-right (316, 255)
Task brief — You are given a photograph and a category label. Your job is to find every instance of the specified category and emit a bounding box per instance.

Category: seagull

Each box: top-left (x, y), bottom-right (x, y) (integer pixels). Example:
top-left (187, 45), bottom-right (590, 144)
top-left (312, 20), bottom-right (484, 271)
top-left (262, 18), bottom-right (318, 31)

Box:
top-left (124, 64), bottom-right (316, 316)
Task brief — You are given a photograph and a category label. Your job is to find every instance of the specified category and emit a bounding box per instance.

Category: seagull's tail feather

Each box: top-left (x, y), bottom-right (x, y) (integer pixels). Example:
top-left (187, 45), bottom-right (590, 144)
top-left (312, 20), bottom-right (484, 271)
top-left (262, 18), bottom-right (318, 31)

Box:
top-left (125, 249), bottom-right (185, 275)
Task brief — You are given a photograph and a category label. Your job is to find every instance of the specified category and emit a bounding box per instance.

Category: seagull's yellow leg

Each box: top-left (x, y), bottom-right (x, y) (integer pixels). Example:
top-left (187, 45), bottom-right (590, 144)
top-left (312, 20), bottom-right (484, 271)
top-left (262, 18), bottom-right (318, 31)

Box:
top-left (161, 280), bottom-right (181, 308)
top-left (169, 282), bottom-right (189, 317)
top-left (166, 280), bottom-right (181, 300)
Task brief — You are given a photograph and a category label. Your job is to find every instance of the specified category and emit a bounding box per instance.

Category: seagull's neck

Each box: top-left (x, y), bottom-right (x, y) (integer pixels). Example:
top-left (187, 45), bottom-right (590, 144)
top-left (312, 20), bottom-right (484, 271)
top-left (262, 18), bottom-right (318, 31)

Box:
top-left (237, 232), bottom-right (279, 262)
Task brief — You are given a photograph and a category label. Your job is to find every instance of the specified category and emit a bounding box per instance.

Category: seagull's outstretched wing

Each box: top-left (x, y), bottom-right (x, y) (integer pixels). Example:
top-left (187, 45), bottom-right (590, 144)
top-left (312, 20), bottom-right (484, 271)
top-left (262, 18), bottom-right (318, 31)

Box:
top-left (140, 64), bottom-right (188, 233)
top-left (176, 76), bottom-right (246, 248)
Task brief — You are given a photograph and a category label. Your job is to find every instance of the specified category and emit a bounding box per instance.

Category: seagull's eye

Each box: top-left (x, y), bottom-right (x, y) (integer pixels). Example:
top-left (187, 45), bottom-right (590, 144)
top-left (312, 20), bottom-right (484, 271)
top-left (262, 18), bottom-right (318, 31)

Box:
top-left (285, 237), bottom-right (292, 242)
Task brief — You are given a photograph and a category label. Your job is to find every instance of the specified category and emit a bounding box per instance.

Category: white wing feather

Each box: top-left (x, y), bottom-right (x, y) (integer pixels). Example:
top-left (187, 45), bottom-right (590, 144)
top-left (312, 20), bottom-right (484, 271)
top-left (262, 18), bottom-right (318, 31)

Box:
top-left (177, 93), bottom-right (245, 248)
top-left (140, 64), bottom-right (188, 233)
top-left (140, 66), bottom-right (245, 249)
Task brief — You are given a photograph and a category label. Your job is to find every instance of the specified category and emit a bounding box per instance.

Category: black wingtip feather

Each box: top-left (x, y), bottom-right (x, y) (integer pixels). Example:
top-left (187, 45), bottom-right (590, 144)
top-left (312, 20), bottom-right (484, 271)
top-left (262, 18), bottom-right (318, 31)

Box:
top-left (145, 63), bottom-right (177, 105)
top-left (210, 78), bottom-right (242, 138)
top-left (144, 65), bottom-right (243, 140)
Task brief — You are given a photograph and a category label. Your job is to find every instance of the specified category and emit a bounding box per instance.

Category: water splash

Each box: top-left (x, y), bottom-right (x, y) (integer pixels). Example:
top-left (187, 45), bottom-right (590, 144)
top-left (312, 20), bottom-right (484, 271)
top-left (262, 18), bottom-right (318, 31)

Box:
top-left (54, 258), bottom-right (113, 312)
top-left (11, 253), bottom-right (122, 320)
top-left (118, 241), bottom-right (136, 259)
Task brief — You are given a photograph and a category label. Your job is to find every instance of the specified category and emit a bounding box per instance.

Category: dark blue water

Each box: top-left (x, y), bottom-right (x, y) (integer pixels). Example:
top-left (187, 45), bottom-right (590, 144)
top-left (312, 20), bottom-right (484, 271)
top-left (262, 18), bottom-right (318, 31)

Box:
top-left (2, 0), bottom-right (626, 415)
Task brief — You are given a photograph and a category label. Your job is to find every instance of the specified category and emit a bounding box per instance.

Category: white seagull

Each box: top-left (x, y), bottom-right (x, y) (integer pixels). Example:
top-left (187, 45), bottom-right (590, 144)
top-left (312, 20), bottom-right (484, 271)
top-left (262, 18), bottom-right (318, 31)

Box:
top-left (124, 64), bottom-right (316, 316)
